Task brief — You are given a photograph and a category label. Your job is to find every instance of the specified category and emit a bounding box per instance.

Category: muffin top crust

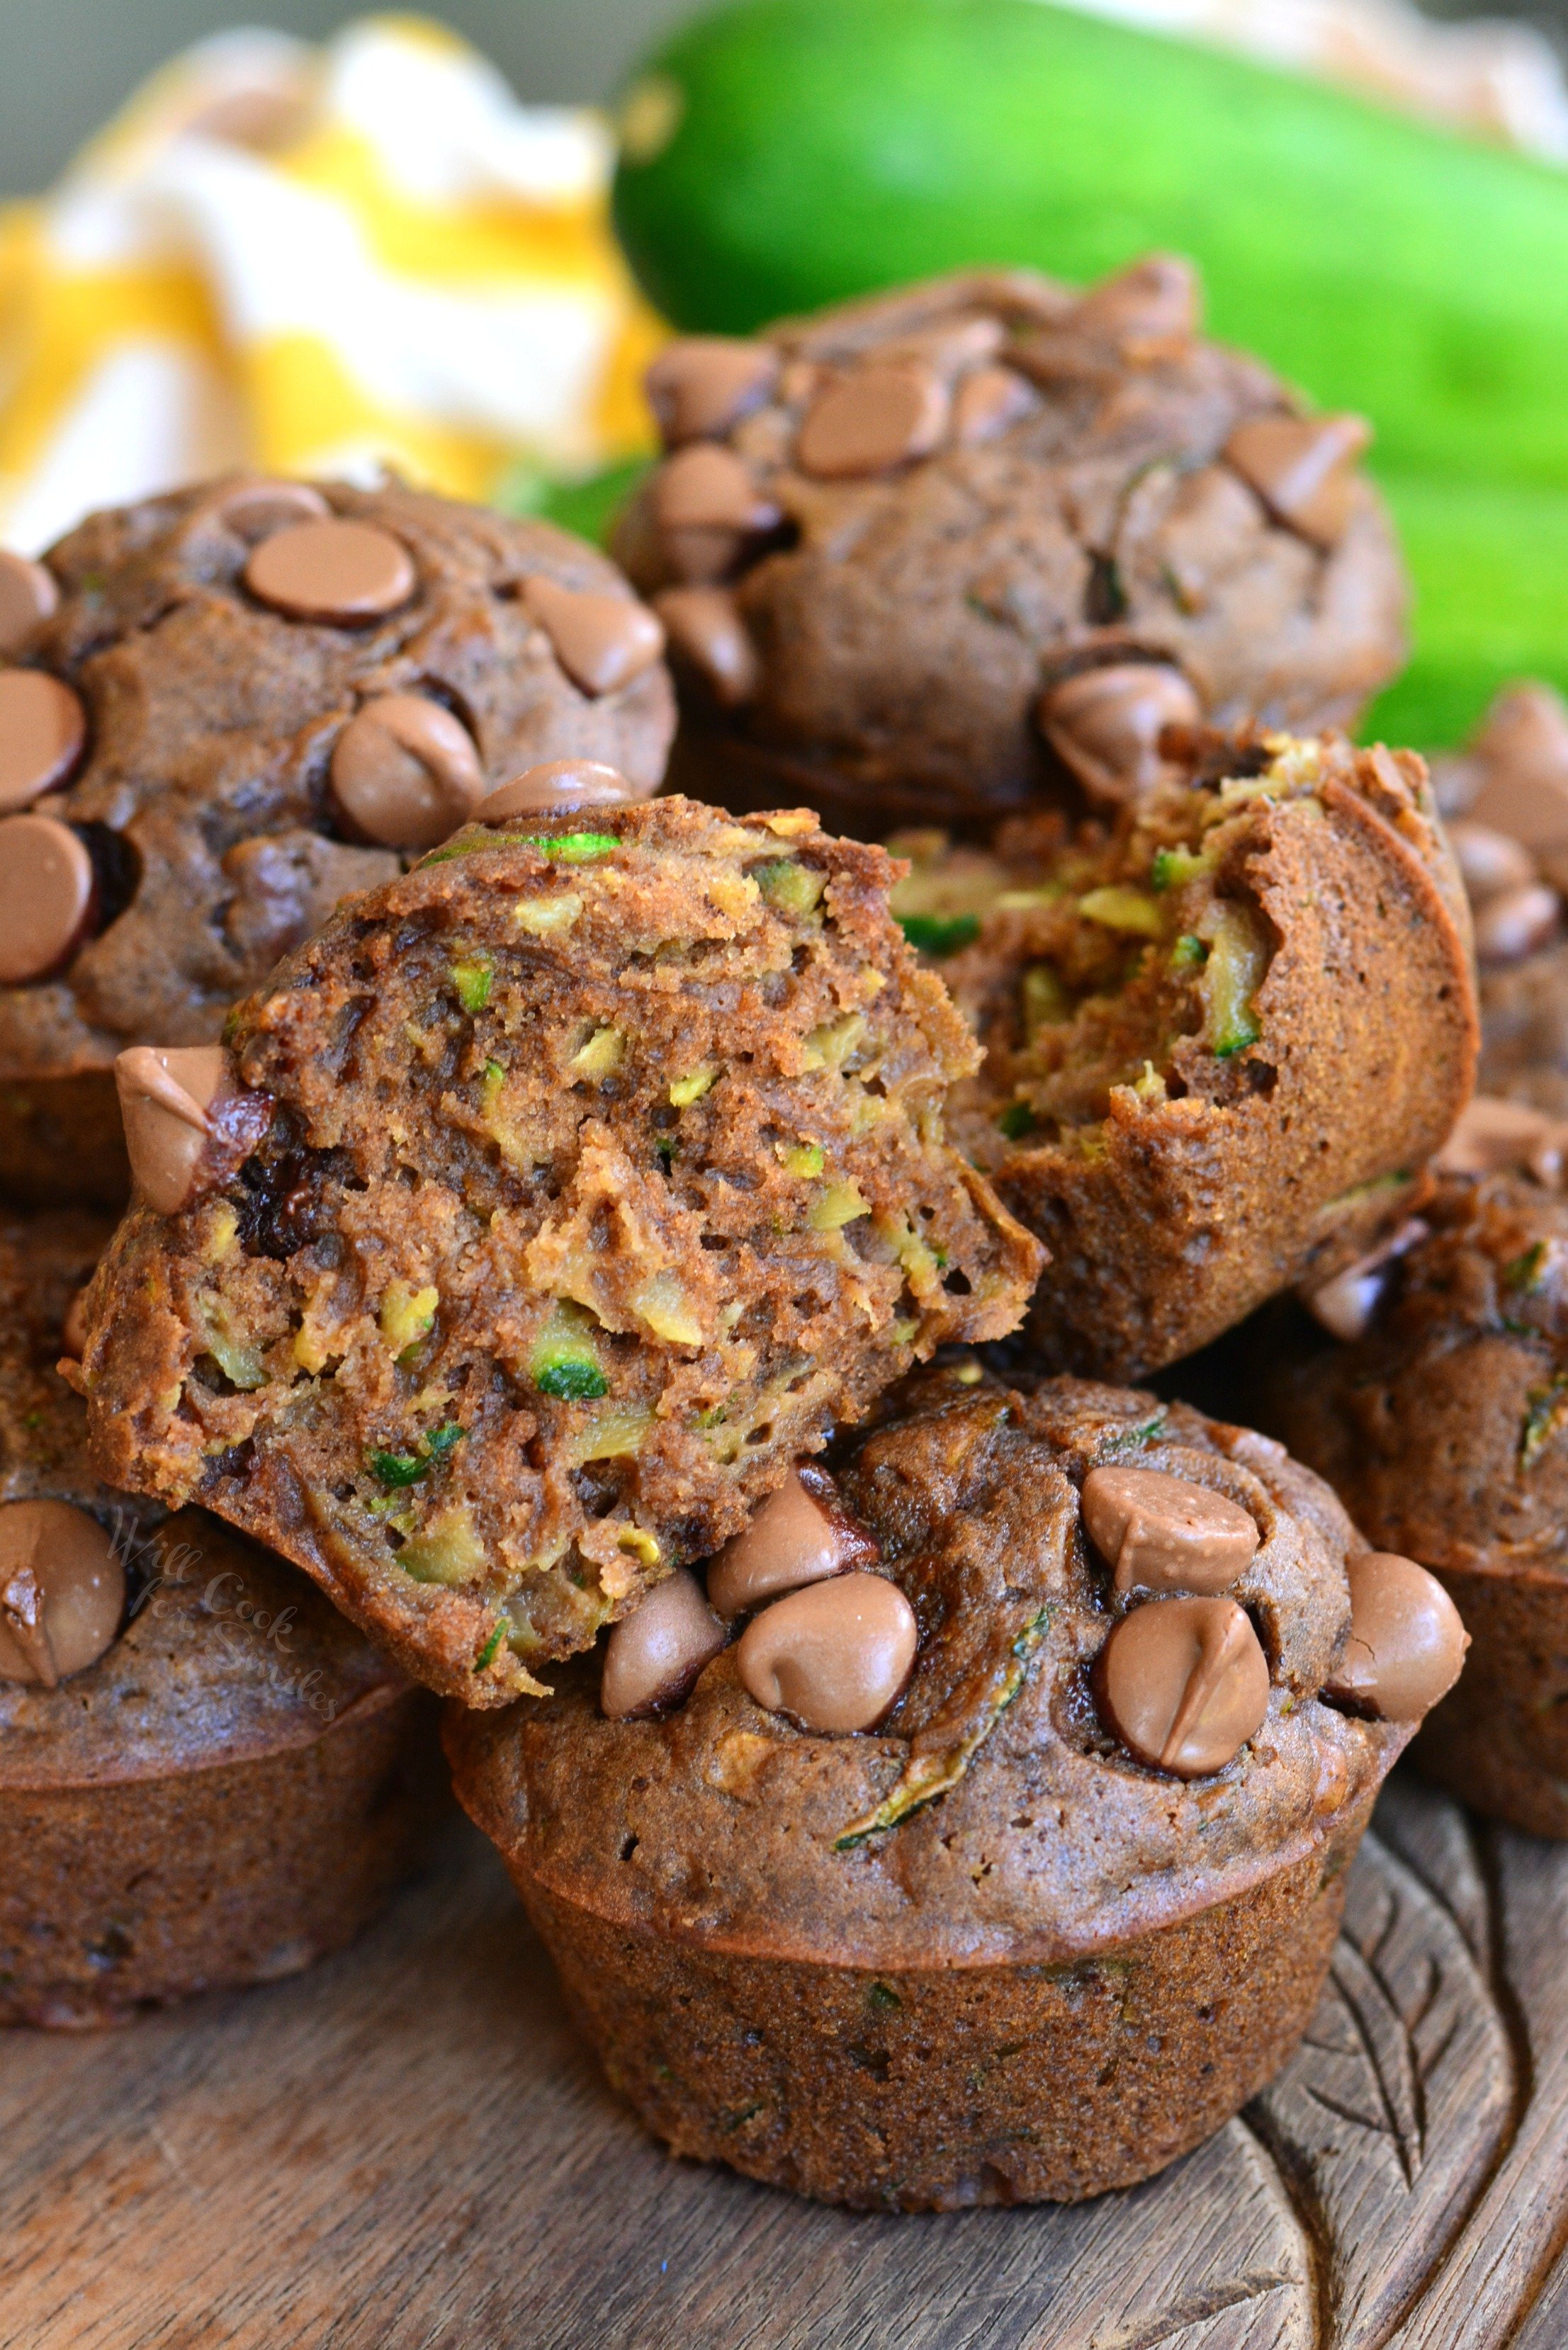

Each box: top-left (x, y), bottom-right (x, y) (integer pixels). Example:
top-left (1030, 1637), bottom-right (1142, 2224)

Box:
top-left (451, 1370), bottom-right (1418, 1968)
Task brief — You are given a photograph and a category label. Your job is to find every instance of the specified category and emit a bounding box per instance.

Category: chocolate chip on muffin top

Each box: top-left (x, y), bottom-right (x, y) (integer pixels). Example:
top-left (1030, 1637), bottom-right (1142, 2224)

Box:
top-left (617, 257), bottom-right (1404, 832)
top-left (0, 478), bottom-right (676, 1209)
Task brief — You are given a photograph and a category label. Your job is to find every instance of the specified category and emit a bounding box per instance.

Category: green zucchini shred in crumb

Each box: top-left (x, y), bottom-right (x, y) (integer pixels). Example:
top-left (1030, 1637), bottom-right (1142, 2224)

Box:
top-left (1170, 934), bottom-right (1207, 969)
top-left (451, 958), bottom-right (492, 1012)
top-left (517, 832), bottom-right (621, 862)
top-left (1521, 1374), bottom-right (1568, 1469)
top-left (755, 858), bottom-right (826, 917)
top-left (422, 829), bottom-right (621, 867)
top-left (475, 1623), bottom-right (507, 1671)
top-left (899, 912), bottom-right (981, 957)
top-left (530, 1299), bottom-right (609, 1399)
top-left (1506, 1242), bottom-right (1550, 1292)
top-left (1151, 846), bottom-right (1209, 891)
top-left (1213, 1012), bottom-right (1262, 1059)
top-left (535, 1359), bottom-right (610, 1401)
top-left (997, 1100), bottom-right (1037, 1141)
top-left (368, 1422), bottom-right (463, 1488)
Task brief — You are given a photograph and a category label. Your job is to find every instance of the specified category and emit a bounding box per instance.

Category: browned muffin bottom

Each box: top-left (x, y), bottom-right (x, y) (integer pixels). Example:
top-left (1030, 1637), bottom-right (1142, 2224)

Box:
top-left (0, 476), bottom-right (675, 1208)
top-left (615, 257), bottom-right (1406, 835)
top-left (73, 798), bottom-right (1042, 1705)
top-left (0, 1211), bottom-right (441, 2028)
top-left (906, 730), bottom-right (1475, 1379)
top-left (1265, 1163), bottom-right (1568, 1837)
top-left (449, 1372), bottom-right (1423, 2209)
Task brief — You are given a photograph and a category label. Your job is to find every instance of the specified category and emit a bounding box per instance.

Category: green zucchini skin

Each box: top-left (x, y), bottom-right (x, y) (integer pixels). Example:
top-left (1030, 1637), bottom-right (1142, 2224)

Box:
top-left (613, 0), bottom-right (1568, 742)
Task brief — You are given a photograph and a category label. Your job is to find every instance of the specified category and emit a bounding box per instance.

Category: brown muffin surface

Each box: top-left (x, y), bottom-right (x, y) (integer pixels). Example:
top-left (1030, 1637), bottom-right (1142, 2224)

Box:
top-left (915, 730), bottom-right (1475, 1378)
top-left (0, 1210), bottom-right (439, 2026)
top-left (618, 259), bottom-right (1405, 833)
top-left (449, 1372), bottom-right (1411, 2207)
top-left (451, 1373), bottom-right (1398, 1970)
top-left (0, 477), bottom-right (675, 1206)
top-left (74, 798), bottom-right (1042, 1705)
top-left (1265, 1165), bottom-right (1568, 1834)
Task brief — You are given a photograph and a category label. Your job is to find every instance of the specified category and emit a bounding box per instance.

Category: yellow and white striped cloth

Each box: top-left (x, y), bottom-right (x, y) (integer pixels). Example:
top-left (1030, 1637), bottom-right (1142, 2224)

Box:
top-left (0, 14), bottom-right (664, 553)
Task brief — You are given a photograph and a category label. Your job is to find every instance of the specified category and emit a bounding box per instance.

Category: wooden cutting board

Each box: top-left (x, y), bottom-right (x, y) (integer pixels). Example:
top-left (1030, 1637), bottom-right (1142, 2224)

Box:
top-left (2, 1768), bottom-right (1565, 2350)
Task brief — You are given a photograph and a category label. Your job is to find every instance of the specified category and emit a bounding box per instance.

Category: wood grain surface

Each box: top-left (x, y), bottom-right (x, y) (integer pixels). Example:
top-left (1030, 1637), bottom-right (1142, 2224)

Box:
top-left (2, 1769), bottom-right (1567, 2350)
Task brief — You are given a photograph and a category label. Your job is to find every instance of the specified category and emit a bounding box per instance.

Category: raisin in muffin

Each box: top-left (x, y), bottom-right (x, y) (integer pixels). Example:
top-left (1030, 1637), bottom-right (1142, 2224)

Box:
top-left (0, 1209), bottom-right (442, 2028)
top-left (72, 792), bottom-right (1042, 1706)
top-left (614, 256), bottom-right (1405, 835)
top-left (903, 728), bottom-right (1474, 1378)
top-left (448, 1367), bottom-right (1462, 2210)
top-left (1266, 1120), bottom-right (1568, 1837)
top-left (0, 478), bottom-right (675, 1209)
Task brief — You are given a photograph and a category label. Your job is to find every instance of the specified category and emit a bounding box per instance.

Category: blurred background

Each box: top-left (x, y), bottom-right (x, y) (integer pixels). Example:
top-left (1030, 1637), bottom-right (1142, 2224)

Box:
top-left (4, 0), bottom-right (1568, 747)
top-left (2, 0), bottom-right (1567, 186)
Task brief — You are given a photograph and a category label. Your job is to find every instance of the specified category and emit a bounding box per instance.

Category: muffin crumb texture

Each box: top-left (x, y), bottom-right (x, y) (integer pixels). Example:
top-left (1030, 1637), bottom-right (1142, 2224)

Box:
top-left (899, 728), bottom-right (1475, 1375)
top-left (75, 798), bottom-right (1042, 1703)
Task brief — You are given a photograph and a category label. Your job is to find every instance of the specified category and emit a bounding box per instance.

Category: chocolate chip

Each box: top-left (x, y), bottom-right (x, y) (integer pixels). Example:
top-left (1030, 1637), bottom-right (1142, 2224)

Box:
top-left (1447, 818), bottom-right (1538, 905)
top-left (736, 1571), bottom-right (918, 1733)
top-left (0, 550), bottom-right (59, 657)
top-left (1039, 664), bottom-right (1200, 807)
top-left (653, 585), bottom-right (760, 707)
top-left (0, 670), bottom-right (88, 810)
top-left (655, 444), bottom-right (774, 528)
top-left (707, 1465), bottom-right (878, 1618)
top-left (209, 478), bottom-right (331, 542)
top-left (1324, 1552), bottom-right (1468, 1722)
top-left (645, 337), bottom-right (780, 446)
top-left (0, 1499), bottom-right (125, 1686)
top-left (244, 518), bottom-right (415, 624)
top-left (522, 577), bottom-right (666, 697)
top-left (1303, 1216), bottom-right (1429, 1342)
top-left (600, 1569), bottom-right (727, 1719)
top-left (1224, 413), bottom-right (1372, 548)
top-left (1095, 1595), bottom-right (1270, 1777)
top-left (330, 693), bottom-right (485, 849)
top-left (475, 761), bottom-right (634, 823)
top-left (952, 364), bottom-right (1037, 446)
top-left (1467, 684), bottom-right (1568, 850)
top-left (1073, 254), bottom-right (1200, 356)
top-left (0, 813), bottom-right (97, 982)
top-left (1473, 879), bottom-right (1559, 966)
top-left (1437, 1093), bottom-right (1568, 1185)
top-left (796, 363), bottom-right (951, 479)
top-left (115, 1044), bottom-right (235, 1216)
top-left (1081, 1465), bottom-right (1259, 1597)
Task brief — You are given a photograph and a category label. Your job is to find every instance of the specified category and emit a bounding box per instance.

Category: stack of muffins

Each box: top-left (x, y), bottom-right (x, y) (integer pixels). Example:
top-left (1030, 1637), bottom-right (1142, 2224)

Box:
top-left (0, 256), bottom-right (1499, 2215)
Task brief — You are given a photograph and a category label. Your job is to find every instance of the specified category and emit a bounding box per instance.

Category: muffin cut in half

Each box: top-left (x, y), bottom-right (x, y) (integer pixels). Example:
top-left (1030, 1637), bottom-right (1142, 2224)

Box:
top-left (73, 796), bottom-right (1042, 1705)
top-left (0, 477), bottom-right (674, 1209)
top-left (1264, 1114), bottom-right (1568, 1837)
top-left (910, 728), bottom-right (1475, 1378)
top-left (0, 1210), bottom-right (442, 2028)
top-left (616, 256), bottom-right (1406, 835)
top-left (448, 1367), bottom-right (1462, 2209)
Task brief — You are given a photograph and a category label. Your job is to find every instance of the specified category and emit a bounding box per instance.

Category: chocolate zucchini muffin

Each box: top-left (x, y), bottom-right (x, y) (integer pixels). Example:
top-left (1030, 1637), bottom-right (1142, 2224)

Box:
top-left (72, 791), bottom-right (1042, 1706)
top-left (0, 1209), bottom-right (441, 2028)
top-left (448, 1367), bottom-right (1462, 2209)
top-left (614, 256), bottom-right (1406, 835)
top-left (1433, 684), bottom-right (1568, 1115)
top-left (905, 728), bottom-right (1475, 1379)
top-left (1266, 1137), bottom-right (1568, 1838)
top-left (0, 478), bottom-right (675, 1209)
